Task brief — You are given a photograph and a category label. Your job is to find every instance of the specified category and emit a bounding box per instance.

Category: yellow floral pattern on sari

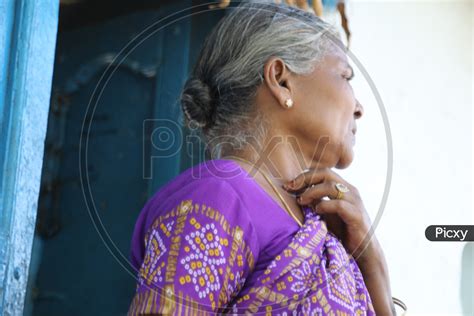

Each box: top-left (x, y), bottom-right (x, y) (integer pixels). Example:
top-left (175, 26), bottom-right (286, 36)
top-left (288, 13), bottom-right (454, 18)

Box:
top-left (128, 198), bottom-right (374, 315)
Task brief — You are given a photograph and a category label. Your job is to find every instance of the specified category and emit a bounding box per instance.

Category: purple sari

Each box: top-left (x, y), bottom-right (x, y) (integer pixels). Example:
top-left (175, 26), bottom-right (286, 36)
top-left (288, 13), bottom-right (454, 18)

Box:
top-left (128, 159), bottom-right (375, 315)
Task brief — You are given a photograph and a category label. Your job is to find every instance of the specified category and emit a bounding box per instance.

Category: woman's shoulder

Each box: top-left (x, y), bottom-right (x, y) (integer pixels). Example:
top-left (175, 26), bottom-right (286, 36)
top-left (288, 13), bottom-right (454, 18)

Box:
top-left (130, 159), bottom-right (259, 270)
top-left (138, 158), bottom-right (297, 247)
top-left (147, 159), bottom-right (248, 211)
top-left (132, 159), bottom-right (255, 240)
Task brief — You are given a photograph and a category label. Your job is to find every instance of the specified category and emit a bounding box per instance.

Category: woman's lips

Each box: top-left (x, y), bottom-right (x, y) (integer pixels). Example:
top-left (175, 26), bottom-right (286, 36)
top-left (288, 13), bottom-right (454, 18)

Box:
top-left (351, 127), bottom-right (357, 145)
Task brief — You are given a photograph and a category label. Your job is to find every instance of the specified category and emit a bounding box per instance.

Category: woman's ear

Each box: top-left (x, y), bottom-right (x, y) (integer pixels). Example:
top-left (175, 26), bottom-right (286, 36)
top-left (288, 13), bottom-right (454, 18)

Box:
top-left (263, 57), bottom-right (294, 109)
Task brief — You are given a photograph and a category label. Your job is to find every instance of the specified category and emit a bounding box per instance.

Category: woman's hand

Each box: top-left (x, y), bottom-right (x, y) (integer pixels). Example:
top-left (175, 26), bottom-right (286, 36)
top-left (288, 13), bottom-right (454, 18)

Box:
top-left (283, 168), bottom-right (396, 315)
top-left (282, 167), bottom-right (372, 261)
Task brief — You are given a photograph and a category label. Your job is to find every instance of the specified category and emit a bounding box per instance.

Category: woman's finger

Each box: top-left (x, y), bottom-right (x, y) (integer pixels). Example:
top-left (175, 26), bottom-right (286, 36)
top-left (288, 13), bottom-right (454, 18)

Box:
top-left (283, 168), bottom-right (329, 191)
top-left (296, 182), bottom-right (340, 204)
top-left (284, 168), bottom-right (350, 193)
top-left (313, 199), bottom-right (360, 224)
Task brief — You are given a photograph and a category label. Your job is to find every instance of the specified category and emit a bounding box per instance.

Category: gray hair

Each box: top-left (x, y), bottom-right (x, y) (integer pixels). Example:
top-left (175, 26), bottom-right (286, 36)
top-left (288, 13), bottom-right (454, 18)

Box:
top-left (180, 1), bottom-right (341, 159)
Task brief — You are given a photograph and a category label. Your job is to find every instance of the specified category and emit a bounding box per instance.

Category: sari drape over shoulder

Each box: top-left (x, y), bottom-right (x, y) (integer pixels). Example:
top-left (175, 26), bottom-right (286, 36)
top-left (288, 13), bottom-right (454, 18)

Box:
top-left (128, 159), bottom-right (375, 315)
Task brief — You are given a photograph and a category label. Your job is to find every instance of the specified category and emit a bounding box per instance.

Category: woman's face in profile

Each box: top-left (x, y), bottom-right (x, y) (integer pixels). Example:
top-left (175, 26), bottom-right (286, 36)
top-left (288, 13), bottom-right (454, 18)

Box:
top-left (289, 46), bottom-right (364, 169)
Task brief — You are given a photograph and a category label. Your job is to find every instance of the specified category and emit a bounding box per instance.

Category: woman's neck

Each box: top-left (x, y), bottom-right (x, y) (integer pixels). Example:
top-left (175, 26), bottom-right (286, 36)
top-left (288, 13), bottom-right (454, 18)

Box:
top-left (224, 136), bottom-right (333, 186)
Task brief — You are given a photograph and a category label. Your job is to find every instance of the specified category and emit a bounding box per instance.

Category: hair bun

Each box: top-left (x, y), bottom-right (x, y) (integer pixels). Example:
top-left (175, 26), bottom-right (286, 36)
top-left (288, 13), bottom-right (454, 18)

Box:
top-left (181, 77), bottom-right (215, 128)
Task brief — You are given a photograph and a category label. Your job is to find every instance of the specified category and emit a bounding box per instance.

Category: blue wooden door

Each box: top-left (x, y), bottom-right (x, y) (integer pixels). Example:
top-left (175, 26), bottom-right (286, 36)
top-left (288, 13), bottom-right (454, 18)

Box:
top-left (15, 1), bottom-right (224, 315)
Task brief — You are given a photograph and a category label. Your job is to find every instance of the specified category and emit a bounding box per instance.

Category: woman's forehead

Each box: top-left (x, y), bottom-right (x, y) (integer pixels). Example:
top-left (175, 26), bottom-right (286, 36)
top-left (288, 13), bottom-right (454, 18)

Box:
top-left (323, 47), bottom-right (350, 68)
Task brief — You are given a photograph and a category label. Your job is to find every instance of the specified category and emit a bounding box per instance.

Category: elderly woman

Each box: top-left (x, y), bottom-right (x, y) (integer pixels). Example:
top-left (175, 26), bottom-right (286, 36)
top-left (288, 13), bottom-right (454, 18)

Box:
top-left (128, 2), bottom-right (397, 315)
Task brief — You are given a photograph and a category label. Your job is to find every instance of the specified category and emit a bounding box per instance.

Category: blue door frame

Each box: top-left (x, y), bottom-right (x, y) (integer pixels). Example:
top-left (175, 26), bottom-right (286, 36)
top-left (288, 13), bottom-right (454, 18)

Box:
top-left (0, 0), bottom-right (59, 315)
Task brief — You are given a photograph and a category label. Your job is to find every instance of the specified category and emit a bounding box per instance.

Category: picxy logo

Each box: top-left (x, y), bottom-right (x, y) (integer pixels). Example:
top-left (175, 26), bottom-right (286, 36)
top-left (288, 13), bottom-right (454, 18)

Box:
top-left (425, 225), bottom-right (474, 242)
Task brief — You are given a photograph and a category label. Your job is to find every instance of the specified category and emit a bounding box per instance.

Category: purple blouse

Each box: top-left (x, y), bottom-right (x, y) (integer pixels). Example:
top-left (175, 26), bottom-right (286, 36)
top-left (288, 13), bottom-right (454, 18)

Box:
top-left (128, 159), bottom-right (375, 315)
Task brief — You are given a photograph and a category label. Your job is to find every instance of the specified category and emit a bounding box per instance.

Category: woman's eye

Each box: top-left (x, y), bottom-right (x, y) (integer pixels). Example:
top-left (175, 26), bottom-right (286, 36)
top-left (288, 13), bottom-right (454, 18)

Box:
top-left (344, 73), bottom-right (354, 81)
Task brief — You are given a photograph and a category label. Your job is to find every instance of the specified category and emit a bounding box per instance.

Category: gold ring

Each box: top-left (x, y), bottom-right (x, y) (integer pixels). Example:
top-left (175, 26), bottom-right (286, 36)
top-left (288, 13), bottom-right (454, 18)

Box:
top-left (335, 183), bottom-right (350, 200)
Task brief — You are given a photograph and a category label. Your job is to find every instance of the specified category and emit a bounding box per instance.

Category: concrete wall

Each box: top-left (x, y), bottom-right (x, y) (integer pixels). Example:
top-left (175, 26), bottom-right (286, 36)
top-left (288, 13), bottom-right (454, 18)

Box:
top-left (328, 1), bottom-right (472, 315)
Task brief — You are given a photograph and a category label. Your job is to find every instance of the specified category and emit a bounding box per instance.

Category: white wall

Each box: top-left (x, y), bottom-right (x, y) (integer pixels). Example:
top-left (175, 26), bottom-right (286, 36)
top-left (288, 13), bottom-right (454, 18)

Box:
top-left (324, 1), bottom-right (472, 315)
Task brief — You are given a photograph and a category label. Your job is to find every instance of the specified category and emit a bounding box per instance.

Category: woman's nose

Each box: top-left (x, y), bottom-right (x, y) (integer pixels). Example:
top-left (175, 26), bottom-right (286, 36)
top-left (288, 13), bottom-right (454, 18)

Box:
top-left (354, 99), bottom-right (364, 119)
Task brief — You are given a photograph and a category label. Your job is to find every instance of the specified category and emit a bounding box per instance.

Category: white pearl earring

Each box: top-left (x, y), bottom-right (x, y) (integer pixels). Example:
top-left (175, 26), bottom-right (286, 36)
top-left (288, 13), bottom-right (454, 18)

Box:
top-left (285, 98), bottom-right (294, 108)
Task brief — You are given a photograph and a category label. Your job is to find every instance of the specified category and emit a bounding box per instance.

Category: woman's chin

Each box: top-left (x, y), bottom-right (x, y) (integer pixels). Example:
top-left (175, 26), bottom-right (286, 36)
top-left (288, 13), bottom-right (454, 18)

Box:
top-left (335, 149), bottom-right (354, 169)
